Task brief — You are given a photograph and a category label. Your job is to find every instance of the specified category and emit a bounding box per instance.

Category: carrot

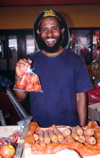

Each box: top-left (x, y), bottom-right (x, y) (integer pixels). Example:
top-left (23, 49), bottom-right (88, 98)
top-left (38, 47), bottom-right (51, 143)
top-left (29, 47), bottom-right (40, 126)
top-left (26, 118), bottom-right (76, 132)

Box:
top-left (33, 133), bottom-right (39, 141)
top-left (37, 129), bottom-right (44, 141)
top-left (74, 125), bottom-right (83, 135)
top-left (94, 131), bottom-right (100, 139)
top-left (71, 129), bottom-right (79, 141)
top-left (63, 127), bottom-right (71, 136)
top-left (49, 130), bottom-right (58, 143)
top-left (85, 136), bottom-right (96, 145)
top-left (78, 135), bottom-right (86, 143)
top-left (84, 128), bottom-right (94, 136)
top-left (44, 130), bottom-right (50, 144)
top-left (66, 135), bottom-right (75, 143)
top-left (40, 141), bottom-right (47, 148)
top-left (52, 124), bottom-right (64, 142)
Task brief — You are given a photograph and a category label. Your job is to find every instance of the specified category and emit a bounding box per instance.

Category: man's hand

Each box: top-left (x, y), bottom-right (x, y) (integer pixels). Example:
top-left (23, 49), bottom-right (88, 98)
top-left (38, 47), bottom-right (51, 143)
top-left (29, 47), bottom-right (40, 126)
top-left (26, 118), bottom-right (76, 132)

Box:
top-left (14, 59), bottom-right (32, 102)
top-left (15, 59), bottom-right (32, 77)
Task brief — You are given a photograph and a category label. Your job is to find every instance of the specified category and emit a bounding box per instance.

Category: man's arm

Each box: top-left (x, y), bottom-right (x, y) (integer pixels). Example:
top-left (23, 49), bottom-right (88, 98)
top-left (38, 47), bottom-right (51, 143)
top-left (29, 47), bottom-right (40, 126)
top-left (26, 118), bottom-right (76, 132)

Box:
top-left (76, 92), bottom-right (87, 127)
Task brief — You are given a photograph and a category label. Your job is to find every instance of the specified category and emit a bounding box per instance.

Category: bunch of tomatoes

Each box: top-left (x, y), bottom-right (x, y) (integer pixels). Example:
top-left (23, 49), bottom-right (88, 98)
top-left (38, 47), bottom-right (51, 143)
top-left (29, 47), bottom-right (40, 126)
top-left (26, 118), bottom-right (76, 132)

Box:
top-left (0, 131), bottom-right (21, 158)
top-left (16, 72), bottom-right (42, 92)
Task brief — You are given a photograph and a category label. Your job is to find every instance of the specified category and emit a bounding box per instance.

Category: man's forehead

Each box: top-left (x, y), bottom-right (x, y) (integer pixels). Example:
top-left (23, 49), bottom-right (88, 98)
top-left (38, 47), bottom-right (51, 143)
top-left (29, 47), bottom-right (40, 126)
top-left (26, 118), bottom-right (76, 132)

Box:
top-left (41, 17), bottom-right (59, 23)
top-left (39, 17), bottom-right (60, 29)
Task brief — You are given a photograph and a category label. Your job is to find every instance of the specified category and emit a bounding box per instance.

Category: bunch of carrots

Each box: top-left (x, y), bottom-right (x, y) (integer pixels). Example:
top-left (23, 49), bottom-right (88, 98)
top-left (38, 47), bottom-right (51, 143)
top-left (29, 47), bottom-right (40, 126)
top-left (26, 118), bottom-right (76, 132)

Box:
top-left (33, 124), bottom-right (96, 148)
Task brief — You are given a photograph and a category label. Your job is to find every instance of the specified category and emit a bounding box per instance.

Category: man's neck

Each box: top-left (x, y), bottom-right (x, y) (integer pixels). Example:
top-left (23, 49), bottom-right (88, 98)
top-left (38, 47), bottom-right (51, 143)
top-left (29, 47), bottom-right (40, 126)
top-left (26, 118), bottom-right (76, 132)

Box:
top-left (42, 46), bottom-right (64, 57)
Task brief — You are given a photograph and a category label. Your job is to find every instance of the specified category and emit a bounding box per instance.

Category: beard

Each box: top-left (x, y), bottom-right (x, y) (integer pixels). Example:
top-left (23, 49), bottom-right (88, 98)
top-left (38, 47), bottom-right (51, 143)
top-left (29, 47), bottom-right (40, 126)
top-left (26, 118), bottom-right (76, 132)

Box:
top-left (40, 33), bottom-right (63, 53)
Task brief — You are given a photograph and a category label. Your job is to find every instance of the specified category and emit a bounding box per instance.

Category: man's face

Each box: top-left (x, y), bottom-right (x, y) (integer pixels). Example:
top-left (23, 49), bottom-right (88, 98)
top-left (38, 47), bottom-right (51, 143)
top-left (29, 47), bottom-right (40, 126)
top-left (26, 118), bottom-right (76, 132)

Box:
top-left (37, 17), bottom-right (64, 53)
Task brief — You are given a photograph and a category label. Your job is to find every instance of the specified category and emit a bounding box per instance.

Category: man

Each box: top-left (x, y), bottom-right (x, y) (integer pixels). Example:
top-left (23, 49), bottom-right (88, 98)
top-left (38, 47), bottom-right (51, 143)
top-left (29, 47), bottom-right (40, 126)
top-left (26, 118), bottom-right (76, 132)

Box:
top-left (15, 9), bottom-right (93, 127)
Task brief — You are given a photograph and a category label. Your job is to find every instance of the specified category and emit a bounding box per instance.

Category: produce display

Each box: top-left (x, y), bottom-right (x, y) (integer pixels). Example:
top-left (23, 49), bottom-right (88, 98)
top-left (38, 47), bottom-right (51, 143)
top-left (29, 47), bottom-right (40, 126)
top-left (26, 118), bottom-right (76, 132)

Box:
top-left (0, 127), bottom-right (21, 158)
top-left (23, 121), bottom-right (100, 157)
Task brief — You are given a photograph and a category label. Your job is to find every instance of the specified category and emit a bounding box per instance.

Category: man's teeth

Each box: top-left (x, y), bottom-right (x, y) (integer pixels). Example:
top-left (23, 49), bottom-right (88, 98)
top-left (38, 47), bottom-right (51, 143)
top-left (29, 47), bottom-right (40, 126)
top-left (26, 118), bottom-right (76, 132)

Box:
top-left (47, 39), bottom-right (54, 42)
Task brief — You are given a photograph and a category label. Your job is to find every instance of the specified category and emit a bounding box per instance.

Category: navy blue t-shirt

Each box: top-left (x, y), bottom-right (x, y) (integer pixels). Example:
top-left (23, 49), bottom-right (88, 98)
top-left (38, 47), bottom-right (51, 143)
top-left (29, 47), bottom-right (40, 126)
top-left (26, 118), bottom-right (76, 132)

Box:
top-left (30, 49), bottom-right (93, 127)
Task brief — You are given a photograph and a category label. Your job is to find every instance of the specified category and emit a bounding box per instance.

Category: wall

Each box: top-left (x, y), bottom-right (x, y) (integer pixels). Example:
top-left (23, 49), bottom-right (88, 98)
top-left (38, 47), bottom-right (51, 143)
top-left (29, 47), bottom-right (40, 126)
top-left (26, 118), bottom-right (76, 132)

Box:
top-left (0, 4), bottom-right (100, 29)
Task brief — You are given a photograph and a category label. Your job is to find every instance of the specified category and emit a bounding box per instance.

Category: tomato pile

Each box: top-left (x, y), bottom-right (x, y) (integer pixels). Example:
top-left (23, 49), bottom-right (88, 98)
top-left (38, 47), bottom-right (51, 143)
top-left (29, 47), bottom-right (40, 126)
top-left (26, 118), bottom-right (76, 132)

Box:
top-left (0, 130), bottom-right (21, 158)
top-left (17, 72), bottom-right (42, 92)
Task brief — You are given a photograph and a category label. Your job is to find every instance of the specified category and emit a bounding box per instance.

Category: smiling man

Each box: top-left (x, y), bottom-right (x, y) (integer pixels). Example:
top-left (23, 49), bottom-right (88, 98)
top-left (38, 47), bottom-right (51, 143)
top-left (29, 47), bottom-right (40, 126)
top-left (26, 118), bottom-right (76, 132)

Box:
top-left (14, 9), bottom-right (93, 127)
top-left (36, 13), bottom-right (65, 54)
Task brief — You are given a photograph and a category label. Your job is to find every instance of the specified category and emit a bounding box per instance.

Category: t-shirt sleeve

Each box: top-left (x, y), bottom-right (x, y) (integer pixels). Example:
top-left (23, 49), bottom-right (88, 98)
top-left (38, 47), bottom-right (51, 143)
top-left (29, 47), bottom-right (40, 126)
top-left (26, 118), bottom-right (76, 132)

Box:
top-left (74, 56), bottom-right (93, 93)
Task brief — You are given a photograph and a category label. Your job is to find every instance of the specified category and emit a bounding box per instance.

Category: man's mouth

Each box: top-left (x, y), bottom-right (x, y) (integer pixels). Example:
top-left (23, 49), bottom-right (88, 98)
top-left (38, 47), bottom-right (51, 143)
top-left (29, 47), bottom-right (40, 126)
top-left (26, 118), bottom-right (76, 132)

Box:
top-left (47, 38), bottom-right (55, 42)
top-left (46, 38), bottom-right (56, 46)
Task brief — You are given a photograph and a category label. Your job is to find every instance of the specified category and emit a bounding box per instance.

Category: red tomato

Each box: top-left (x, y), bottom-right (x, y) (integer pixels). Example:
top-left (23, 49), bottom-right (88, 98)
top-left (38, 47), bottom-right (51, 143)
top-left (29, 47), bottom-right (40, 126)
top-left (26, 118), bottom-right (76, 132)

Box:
top-left (34, 83), bottom-right (42, 91)
top-left (30, 74), bottom-right (39, 84)
top-left (8, 132), bottom-right (21, 148)
top-left (0, 139), bottom-right (4, 149)
top-left (17, 79), bottom-right (26, 89)
top-left (0, 144), bottom-right (15, 158)
top-left (21, 72), bottom-right (30, 82)
top-left (25, 83), bottom-right (34, 92)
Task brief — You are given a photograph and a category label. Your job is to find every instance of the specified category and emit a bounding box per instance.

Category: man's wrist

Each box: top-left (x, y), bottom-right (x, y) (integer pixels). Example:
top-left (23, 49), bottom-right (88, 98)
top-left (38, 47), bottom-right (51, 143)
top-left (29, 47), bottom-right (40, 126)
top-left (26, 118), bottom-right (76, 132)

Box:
top-left (15, 75), bottom-right (20, 83)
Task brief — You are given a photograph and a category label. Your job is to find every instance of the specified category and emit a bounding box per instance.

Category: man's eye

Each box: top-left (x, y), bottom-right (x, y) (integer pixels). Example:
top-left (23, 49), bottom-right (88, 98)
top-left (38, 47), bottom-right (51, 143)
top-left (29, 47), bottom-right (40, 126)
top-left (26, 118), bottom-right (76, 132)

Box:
top-left (52, 27), bottom-right (58, 31)
top-left (41, 28), bottom-right (47, 33)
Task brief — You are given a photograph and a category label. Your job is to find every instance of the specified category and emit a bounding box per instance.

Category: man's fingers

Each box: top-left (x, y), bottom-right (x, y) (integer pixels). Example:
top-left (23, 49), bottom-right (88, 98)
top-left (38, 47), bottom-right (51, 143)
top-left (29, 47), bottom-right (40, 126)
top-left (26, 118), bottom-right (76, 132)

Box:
top-left (16, 59), bottom-right (32, 67)
top-left (15, 59), bottom-right (32, 77)
top-left (28, 60), bottom-right (32, 64)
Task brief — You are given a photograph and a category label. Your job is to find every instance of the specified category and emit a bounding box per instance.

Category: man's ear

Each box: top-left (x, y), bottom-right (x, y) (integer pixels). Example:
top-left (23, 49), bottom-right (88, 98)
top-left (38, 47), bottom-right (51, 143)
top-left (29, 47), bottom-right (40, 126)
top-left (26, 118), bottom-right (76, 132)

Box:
top-left (37, 29), bottom-right (40, 35)
top-left (61, 28), bottom-right (65, 34)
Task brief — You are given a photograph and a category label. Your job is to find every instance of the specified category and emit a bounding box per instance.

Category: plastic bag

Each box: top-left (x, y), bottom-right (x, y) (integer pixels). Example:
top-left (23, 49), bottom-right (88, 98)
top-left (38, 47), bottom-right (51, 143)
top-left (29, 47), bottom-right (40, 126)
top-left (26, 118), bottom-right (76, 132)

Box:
top-left (14, 67), bottom-right (43, 92)
top-left (0, 121), bottom-right (23, 149)
top-left (87, 84), bottom-right (100, 105)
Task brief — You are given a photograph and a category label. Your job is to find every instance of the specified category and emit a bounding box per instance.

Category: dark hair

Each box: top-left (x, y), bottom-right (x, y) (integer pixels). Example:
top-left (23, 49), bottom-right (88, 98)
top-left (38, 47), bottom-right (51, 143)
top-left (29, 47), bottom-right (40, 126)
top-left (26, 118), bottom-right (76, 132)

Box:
top-left (33, 9), bottom-right (70, 50)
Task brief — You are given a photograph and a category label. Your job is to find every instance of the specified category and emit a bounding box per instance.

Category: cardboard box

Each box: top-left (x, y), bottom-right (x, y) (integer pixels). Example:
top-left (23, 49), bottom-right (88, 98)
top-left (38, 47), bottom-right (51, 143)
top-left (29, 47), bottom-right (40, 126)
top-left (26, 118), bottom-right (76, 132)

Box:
top-left (88, 102), bottom-right (100, 122)
top-left (0, 126), bottom-right (18, 137)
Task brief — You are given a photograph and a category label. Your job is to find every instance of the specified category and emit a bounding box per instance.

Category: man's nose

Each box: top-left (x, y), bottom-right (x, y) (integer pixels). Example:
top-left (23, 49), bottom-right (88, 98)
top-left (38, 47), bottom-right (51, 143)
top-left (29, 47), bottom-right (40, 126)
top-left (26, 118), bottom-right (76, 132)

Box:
top-left (47, 29), bottom-right (53, 37)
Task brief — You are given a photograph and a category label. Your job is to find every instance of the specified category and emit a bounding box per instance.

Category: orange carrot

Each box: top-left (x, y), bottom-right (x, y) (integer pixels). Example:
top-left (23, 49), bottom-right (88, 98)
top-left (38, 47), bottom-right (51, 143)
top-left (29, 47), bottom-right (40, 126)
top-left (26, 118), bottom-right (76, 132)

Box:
top-left (63, 127), bottom-right (71, 136)
top-left (49, 130), bottom-right (58, 143)
top-left (37, 129), bottom-right (44, 141)
top-left (84, 128), bottom-right (94, 136)
top-left (85, 136), bottom-right (96, 145)
top-left (40, 141), bottom-right (47, 148)
top-left (74, 125), bottom-right (84, 135)
top-left (78, 135), bottom-right (86, 143)
top-left (71, 129), bottom-right (79, 141)
top-left (66, 135), bottom-right (75, 143)
top-left (94, 131), bottom-right (100, 139)
top-left (44, 130), bottom-right (50, 144)
top-left (52, 124), bottom-right (64, 142)
top-left (33, 133), bottom-right (39, 141)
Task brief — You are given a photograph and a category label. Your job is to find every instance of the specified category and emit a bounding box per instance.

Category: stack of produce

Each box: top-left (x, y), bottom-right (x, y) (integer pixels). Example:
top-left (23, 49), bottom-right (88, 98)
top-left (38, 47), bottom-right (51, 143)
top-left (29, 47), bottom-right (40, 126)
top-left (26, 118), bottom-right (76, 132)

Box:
top-left (0, 127), bottom-right (21, 158)
top-left (24, 121), bottom-right (100, 157)
top-left (33, 124), bottom-right (96, 147)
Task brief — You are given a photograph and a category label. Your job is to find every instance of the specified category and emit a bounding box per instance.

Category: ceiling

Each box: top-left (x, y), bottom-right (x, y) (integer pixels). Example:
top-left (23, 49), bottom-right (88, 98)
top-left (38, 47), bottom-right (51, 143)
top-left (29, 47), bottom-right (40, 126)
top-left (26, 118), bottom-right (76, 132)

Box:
top-left (0, 0), bottom-right (100, 6)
